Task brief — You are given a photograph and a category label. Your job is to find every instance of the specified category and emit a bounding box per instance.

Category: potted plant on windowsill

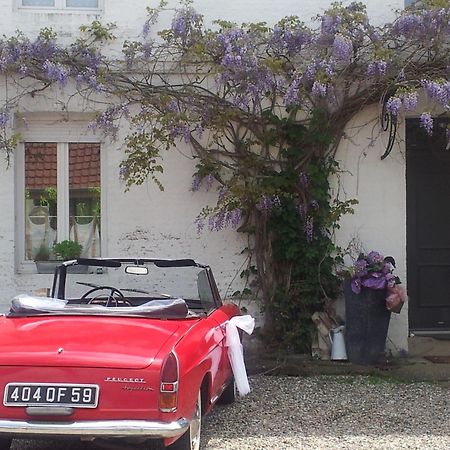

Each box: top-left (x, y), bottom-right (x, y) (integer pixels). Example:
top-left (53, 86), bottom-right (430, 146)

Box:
top-left (34, 244), bottom-right (52, 273)
top-left (34, 240), bottom-right (88, 274)
top-left (52, 240), bottom-right (82, 261)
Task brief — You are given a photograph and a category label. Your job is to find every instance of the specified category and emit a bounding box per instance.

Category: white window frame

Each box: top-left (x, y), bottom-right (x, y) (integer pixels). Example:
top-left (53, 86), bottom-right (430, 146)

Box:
top-left (18, 0), bottom-right (102, 12)
top-left (15, 121), bottom-right (107, 273)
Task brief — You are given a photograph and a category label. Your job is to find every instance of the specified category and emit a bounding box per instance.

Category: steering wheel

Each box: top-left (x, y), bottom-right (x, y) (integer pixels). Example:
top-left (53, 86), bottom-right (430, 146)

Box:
top-left (80, 286), bottom-right (129, 307)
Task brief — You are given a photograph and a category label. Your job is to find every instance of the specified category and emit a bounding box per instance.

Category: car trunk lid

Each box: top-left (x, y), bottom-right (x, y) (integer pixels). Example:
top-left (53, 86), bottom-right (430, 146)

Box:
top-left (0, 315), bottom-right (194, 369)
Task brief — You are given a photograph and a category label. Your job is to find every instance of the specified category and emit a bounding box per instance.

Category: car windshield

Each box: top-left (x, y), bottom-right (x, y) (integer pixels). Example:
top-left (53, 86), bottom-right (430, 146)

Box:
top-left (8, 259), bottom-right (218, 318)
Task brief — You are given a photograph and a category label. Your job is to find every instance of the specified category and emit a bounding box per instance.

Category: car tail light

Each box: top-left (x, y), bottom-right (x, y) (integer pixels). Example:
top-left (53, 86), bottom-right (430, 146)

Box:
top-left (159, 351), bottom-right (179, 412)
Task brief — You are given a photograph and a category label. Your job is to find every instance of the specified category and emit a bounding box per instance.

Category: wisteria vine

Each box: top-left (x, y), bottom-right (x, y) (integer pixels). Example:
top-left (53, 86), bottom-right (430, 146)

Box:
top-left (0, 0), bottom-right (448, 348)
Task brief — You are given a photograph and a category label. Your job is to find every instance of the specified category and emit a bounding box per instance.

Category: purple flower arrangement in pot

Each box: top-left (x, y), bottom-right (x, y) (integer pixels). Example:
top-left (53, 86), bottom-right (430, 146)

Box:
top-left (349, 251), bottom-right (406, 313)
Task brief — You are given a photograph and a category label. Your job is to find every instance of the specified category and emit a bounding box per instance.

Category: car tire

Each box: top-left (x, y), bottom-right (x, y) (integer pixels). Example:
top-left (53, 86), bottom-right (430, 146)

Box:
top-left (167, 391), bottom-right (202, 450)
top-left (0, 438), bottom-right (12, 449)
top-left (217, 377), bottom-right (236, 405)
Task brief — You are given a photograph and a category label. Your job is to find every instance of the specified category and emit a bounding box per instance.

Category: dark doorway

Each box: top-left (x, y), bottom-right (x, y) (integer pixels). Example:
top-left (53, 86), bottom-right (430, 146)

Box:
top-left (407, 117), bottom-right (450, 331)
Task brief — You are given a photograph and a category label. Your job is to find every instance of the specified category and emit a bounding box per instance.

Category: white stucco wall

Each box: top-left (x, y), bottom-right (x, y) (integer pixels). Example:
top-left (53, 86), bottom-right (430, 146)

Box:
top-left (332, 105), bottom-right (408, 354)
top-left (0, 0), bottom-right (410, 352)
top-left (0, 0), bottom-right (404, 43)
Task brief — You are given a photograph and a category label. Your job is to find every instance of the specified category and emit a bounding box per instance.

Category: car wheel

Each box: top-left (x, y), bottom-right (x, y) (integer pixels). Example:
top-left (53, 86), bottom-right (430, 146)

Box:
top-left (0, 438), bottom-right (12, 449)
top-left (217, 377), bottom-right (236, 405)
top-left (167, 391), bottom-right (201, 450)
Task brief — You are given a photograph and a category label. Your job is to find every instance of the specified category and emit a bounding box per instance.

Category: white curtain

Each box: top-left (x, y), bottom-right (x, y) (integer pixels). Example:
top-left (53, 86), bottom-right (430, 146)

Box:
top-left (25, 206), bottom-right (56, 260)
top-left (70, 217), bottom-right (100, 257)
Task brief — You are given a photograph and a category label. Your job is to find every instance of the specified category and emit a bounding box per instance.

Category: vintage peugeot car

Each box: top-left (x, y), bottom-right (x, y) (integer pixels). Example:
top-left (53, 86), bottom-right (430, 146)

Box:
top-left (0, 258), bottom-right (241, 450)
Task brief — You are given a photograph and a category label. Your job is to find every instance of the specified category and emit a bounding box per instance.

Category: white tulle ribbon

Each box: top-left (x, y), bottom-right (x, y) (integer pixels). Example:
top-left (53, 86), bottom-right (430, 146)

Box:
top-left (225, 315), bottom-right (255, 396)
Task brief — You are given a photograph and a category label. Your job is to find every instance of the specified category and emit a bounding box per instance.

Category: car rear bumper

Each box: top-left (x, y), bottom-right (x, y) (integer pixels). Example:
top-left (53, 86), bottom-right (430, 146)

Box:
top-left (0, 418), bottom-right (190, 439)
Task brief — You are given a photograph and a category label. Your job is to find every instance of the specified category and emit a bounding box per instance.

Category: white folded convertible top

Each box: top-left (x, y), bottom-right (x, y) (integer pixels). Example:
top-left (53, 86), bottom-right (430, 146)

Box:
top-left (7, 295), bottom-right (191, 319)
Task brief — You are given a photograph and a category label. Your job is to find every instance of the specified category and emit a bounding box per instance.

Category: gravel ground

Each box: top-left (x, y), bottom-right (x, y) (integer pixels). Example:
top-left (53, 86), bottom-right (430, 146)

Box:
top-left (9, 374), bottom-right (450, 450)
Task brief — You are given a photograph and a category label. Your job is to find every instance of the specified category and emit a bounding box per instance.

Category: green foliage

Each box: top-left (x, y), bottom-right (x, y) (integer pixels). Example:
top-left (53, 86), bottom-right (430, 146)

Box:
top-left (52, 240), bottom-right (83, 260)
top-left (0, 132), bottom-right (21, 165)
top-left (38, 27), bottom-right (57, 41)
top-left (121, 131), bottom-right (165, 191)
top-left (79, 21), bottom-right (116, 41)
top-left (34, 244), bottom-right (50, 262)
top-left (264, 159), bottom-right (354, 352)
top-left (39, 186), bottom-right (57, 207)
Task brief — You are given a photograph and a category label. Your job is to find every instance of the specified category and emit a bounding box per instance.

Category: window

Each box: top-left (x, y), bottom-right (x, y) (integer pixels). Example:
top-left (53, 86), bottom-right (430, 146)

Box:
top-left (22, 0), bottom-right (54, 6)
top-left (23, 142), bottom-right (101, 263)
top-left (20, 0), bottom-right (99, 9)
top-left (66, 0), bottom-right (98, 6)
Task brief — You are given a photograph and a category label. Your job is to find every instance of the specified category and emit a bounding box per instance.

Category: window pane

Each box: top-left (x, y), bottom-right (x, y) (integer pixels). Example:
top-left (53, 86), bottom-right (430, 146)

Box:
top-left (22, 0), bottom-right (55, 6)
top-left (25, 143), bottom-right (58, 261)
top-left (69, 143), bottom-right (101, 257)
top-left (66, 0), bottom-right (98, 7)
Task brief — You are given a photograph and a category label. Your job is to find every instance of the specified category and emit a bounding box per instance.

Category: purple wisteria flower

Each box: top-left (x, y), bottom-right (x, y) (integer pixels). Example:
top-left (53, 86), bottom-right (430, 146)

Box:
top-left (299, 172), bottom-right (309, 187)
top-left (205, 174), bottom-right (214, 191)
top-left (283, 77), bottom-right (301, 107)
top-left (89, 104), bottom-right (127, 137)
top-left (196, 208), bottom-right (242, 234)
top-left (171, 6), bottom-right (202, 46)
top-left (386, 97), bottom-right (402, 117)
top-left (393, 14), bottom-right (422, 38)
top-left (119, 165), bottom-right (129, 180)
top-left (257, 195), bottom-right (281, 213)
top-left (421, 79), bottom-right (450, 108)
top-left (311, 81), bottom-right (327, 97)
top-left (218, 186), bottom-right (229, 201)
top-left (0, 109), bottom-right (10, 127)
top-left (142, 20), bottom-right (151, 38)
top-left (195, 217), bottom-right (205, 234)
top-left (191, 175), bottom-right (202, 192)
top-left (297, 203), bottom-right (306, 219)
top-left (321, 14), bottom-right (342, 36)
top-left (386, 91), bottom-right (419, 117)
top-left (42, 60), bottom-right (69, 87)
top-left (401, 91), bottom-right (418, 111)
top-left (304, 216), bottom-right (314, 243)
top-left (393, 9), bottom-right (449, 41)
top-left (169, 123), bottom-right (191, 142)
top-left (419, 112), bottom-right (433, 135)
top-left (142, 5), bottom-right (160, 38)
top-left (226, 208), bottom-right (242, 229)
top-left (270, 25), bottom-right (312, 55)
top-left (367, 59), bottom-right (387, 77)
top-left (332, 34), bottom-right (352, 62)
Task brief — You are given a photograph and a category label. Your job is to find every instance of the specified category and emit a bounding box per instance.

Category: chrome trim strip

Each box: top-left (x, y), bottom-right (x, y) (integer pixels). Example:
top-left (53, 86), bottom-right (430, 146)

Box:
top-left (0, 418), bottom-right (190, 438)
top-left (26, 407), bottom-right (74, 416)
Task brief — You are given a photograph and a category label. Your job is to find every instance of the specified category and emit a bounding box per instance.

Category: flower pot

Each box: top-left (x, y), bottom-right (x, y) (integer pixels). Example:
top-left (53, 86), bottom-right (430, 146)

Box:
top-left (343, 280), bottom-right (391, 365)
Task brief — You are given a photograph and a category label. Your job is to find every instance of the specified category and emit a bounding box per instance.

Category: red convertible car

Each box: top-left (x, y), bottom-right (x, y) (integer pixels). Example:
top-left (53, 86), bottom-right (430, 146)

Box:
top-left (0, 258), bottom-right (241, 450)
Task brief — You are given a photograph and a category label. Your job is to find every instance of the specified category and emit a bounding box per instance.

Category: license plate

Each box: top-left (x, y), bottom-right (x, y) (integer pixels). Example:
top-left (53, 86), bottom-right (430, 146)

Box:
top-left (3, 383), bottom-right (99, 408)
